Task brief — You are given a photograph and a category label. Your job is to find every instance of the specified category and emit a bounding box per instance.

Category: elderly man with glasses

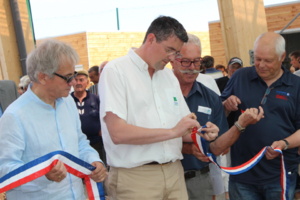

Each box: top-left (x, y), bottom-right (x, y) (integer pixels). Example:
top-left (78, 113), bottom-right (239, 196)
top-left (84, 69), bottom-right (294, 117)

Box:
top-left (0, 39), bottom-right (107, 200)
top-left (171, 33), bottom-right (264, 200)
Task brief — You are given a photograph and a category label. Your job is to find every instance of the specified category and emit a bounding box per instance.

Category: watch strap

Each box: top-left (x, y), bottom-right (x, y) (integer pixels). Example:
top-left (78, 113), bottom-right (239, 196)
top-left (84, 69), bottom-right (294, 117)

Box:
top-left (234, 121), bottom-right (245, 132)
top-left (282, 139), bottom-right (289, 150)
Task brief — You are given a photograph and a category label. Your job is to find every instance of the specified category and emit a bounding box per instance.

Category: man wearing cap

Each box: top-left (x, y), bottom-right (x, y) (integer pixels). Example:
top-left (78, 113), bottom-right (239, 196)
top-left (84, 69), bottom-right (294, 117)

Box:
top-left (216, 57), bottom-right (243, 94)
top-left (71, 70), bottom-right (106, 164)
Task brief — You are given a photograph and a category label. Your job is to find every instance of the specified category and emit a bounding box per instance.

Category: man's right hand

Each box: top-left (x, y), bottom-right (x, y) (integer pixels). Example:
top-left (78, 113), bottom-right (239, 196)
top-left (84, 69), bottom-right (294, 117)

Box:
top-left (172, 113), bottom-right (200, 137)
top-left (223, 95), bottom-right (241, 112)
top-left (237, 106), bottom-right (264, 128)
top-left (45, 161), bottom-right (67, 182)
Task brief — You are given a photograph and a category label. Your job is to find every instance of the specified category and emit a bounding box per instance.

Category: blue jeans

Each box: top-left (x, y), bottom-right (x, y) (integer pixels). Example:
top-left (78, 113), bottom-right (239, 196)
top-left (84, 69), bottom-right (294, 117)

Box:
top-left (229, 171), bottom-right (297, 200)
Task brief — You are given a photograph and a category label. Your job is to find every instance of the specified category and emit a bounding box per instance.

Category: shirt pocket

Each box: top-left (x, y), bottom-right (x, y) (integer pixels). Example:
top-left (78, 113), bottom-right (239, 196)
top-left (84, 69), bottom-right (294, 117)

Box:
top-left (164, 88), bottom-right (181, 116)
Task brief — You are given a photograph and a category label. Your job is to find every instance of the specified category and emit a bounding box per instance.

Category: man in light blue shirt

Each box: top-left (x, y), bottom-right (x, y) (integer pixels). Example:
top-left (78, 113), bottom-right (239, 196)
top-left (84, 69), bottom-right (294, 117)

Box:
top-left (0, 39), bottom-right (107, 200)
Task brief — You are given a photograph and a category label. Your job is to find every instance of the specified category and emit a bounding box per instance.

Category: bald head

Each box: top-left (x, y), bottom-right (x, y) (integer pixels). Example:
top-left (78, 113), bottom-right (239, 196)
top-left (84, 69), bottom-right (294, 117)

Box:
top-left (254, 32), bottom-right (286, 60)
top-left (253, 32), bottom-right (286, 85)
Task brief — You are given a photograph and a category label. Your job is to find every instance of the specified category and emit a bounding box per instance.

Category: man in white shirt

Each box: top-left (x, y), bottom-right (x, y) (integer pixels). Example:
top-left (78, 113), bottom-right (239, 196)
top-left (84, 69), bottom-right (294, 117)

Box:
top-left (99, 16), bottom-right (219, 200)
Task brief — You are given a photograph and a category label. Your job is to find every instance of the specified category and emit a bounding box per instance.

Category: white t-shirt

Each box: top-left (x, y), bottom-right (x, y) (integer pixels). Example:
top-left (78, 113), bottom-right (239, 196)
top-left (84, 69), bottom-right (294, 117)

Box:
top-left (99, 49), bottom-right (190, 168)
top-left (294, 70), bottom-right (300, 77)
top-left (196, 73), bottom-right (221, 95)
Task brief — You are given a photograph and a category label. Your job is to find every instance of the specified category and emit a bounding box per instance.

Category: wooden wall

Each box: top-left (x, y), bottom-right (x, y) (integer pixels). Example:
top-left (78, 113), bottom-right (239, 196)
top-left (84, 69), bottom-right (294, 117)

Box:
top-left (266, 2), bottom-right (300, 32)
top-left (209, 22), bottom-right (226, 66)
top-left (0, 0), bottom-right (34, 82)
top-left (46, 32), bottom-right (89, 70)
top-left (50, 31), bottom-right (210, 70)
top-left (2, 1), bottom-right (298, 82)
top-left (210, 2), bottom-right (300, 66)
top-left (86, 32), bottom-right (144, 67)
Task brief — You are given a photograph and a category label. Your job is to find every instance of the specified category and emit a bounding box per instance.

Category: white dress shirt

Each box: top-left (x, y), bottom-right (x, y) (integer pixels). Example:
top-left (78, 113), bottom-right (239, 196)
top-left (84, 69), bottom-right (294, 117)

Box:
top-left (99, 49), bottom-right (190, 168)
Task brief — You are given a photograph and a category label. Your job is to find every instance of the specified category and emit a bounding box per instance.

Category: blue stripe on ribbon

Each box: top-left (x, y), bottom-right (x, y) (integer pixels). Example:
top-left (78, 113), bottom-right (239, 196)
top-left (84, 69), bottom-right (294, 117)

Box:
top-left (0, 151), bottom-right (105, 200)
top-left (193, 135), bottom-right (289, 200)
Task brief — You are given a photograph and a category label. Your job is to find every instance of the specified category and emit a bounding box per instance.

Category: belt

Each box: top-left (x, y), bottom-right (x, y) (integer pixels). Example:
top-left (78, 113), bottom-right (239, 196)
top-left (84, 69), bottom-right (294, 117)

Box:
top-left (144, 161), bottom-right (172, 165)
top-left (184, 166), bottom-right (210, 179)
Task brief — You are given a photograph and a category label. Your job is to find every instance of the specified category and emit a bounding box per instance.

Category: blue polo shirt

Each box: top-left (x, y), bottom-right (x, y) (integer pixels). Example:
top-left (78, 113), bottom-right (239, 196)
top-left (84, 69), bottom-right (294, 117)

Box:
top-left (221, 66), bottom-right (300, 185)
top-left (181, 81), bottom-right (228, 171)
top-left (71, 91), bottom-right (101, 145)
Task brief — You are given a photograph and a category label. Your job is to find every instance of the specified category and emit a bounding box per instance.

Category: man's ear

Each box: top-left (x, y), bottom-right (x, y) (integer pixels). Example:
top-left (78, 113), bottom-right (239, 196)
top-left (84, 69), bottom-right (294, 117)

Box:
top-left (38, 72), bottom-right (48, 85)
top-left (280, 52), bottom-right (286, 63)
top-left (146, 33), bottom-right (156, 44)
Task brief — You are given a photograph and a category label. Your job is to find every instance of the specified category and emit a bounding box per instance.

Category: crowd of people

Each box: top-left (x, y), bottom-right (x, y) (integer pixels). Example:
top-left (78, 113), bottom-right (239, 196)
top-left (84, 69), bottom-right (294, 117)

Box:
top-left (1, 15), bottom-right (300, 200)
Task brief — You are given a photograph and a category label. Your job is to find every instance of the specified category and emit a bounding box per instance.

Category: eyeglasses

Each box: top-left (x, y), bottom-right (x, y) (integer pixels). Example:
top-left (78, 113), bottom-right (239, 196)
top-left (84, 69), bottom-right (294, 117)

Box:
top-left (160, 43), bottom-right (182, 58)
top-left (176, 58), bottom-right (202, 68)
top-left (166, 49), bottom-right (182, 58)
top-left (53, 71), bottom-right (77, 83)
top-left (260, 87), bottom-right (273, 105)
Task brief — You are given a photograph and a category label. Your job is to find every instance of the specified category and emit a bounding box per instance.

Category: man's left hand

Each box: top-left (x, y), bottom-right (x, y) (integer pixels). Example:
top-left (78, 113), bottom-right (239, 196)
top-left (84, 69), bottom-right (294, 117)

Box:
top-left (198, 122), bottom-right (219, 142)
top-left (265, 140), bottom-right (286, 160)
top-left (89, 162), bottom-right (107, 182)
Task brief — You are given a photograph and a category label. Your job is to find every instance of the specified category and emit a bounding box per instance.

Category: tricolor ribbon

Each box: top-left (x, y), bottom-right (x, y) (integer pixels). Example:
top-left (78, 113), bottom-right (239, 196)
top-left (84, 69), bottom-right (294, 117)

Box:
top-left (191, 131), bottom-right (288, 200)
top-left (0, 151), bottom-right (105, 200)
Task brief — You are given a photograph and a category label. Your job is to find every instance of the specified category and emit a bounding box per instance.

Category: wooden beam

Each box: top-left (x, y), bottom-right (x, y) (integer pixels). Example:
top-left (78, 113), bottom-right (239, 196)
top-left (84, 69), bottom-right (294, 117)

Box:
top-left (217, 0), bottom-right (268, 66)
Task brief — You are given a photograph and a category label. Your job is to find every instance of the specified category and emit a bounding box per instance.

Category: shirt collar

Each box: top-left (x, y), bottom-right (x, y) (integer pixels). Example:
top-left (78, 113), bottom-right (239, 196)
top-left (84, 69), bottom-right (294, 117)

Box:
top-left (27, 85), bottom-right (63, 108)
top-left (249, 66), bottom-right (293, 87)
top-left (186, 81), bottom-right (204, 99)
top-left (128, 48), bottom-right (148, 71)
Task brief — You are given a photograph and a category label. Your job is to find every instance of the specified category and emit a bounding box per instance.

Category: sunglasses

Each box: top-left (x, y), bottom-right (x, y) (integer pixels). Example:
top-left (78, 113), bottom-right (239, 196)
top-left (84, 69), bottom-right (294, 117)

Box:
top-left (53, 71), bottom-right (77, 83)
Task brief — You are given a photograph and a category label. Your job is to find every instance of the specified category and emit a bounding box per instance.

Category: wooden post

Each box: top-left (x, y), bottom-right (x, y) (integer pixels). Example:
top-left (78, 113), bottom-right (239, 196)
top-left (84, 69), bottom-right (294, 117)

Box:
top-left (0, 0), bottom-right (34, 82)
top-left (217, 0), bottom-right (268, 66)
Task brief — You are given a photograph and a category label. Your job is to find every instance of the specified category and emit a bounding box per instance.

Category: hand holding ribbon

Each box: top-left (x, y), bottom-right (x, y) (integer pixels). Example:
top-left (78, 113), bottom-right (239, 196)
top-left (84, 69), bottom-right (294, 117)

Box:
top-left (191, 122), bottom-right (219, 142)
top-left (0, 151), bottom-right (106, 200)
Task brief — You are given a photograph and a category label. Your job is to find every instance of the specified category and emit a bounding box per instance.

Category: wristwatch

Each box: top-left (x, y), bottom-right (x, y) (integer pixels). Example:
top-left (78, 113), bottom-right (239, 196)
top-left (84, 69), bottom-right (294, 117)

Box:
top-left (282, 139), bottom-right (289, 150)
top-left (234, 121), bottom-right (245, 132)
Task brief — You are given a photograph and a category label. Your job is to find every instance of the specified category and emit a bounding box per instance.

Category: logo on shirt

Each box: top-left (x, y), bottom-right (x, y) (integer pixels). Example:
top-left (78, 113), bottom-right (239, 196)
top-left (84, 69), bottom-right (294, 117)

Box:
top-left (78, 109), bottom-right (85, 115)
top-left (173, 97), bottom-right (178, 106)
top-left (275, 91), bottom-right (290, 101)
top-left (77, 102), bottom-right (85, 107)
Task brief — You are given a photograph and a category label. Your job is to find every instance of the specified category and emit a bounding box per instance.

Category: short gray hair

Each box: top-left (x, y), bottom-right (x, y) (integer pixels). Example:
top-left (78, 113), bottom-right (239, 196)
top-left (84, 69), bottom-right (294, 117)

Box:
top-left (254, 32), bottom-right (285, 60)
top-left (185, 33), bottom-right (202, 51)
top-left (26, 39), bottom-right (79, 82)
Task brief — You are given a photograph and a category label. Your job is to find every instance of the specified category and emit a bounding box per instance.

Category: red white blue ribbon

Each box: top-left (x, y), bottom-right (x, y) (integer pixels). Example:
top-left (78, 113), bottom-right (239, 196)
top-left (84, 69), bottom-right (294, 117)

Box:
top-left (0, 151), bottom-right (105, 200)
top-left (191, 133), bottom-right (288, 200)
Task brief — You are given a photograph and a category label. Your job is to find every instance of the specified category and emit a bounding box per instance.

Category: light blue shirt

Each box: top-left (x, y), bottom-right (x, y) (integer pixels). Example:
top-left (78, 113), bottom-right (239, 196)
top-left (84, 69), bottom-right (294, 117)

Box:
top-left (0, 86), bottom-right (101, 200)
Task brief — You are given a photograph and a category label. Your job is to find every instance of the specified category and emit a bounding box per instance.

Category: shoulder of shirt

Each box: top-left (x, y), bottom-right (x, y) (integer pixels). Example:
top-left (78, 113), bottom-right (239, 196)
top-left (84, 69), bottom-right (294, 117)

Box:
top-left (195, 81), bottom-right (220, 99)
top-left (197, 73), bottom-right (215, 82)
top-left (87, 92), bottom-right (99, 100)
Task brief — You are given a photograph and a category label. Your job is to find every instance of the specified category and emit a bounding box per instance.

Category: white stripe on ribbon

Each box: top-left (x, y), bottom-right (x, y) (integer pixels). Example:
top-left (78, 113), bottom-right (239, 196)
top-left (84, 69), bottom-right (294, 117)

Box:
top-left (0, 151), bottom-right (105, 200)
top-left (191, 133), bottom-right (289, 200)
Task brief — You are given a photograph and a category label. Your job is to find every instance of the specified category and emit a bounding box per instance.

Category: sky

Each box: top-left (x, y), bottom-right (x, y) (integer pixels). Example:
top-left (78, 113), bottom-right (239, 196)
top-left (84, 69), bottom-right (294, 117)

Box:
top-left (29, 0), bottom-right (299, 39)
